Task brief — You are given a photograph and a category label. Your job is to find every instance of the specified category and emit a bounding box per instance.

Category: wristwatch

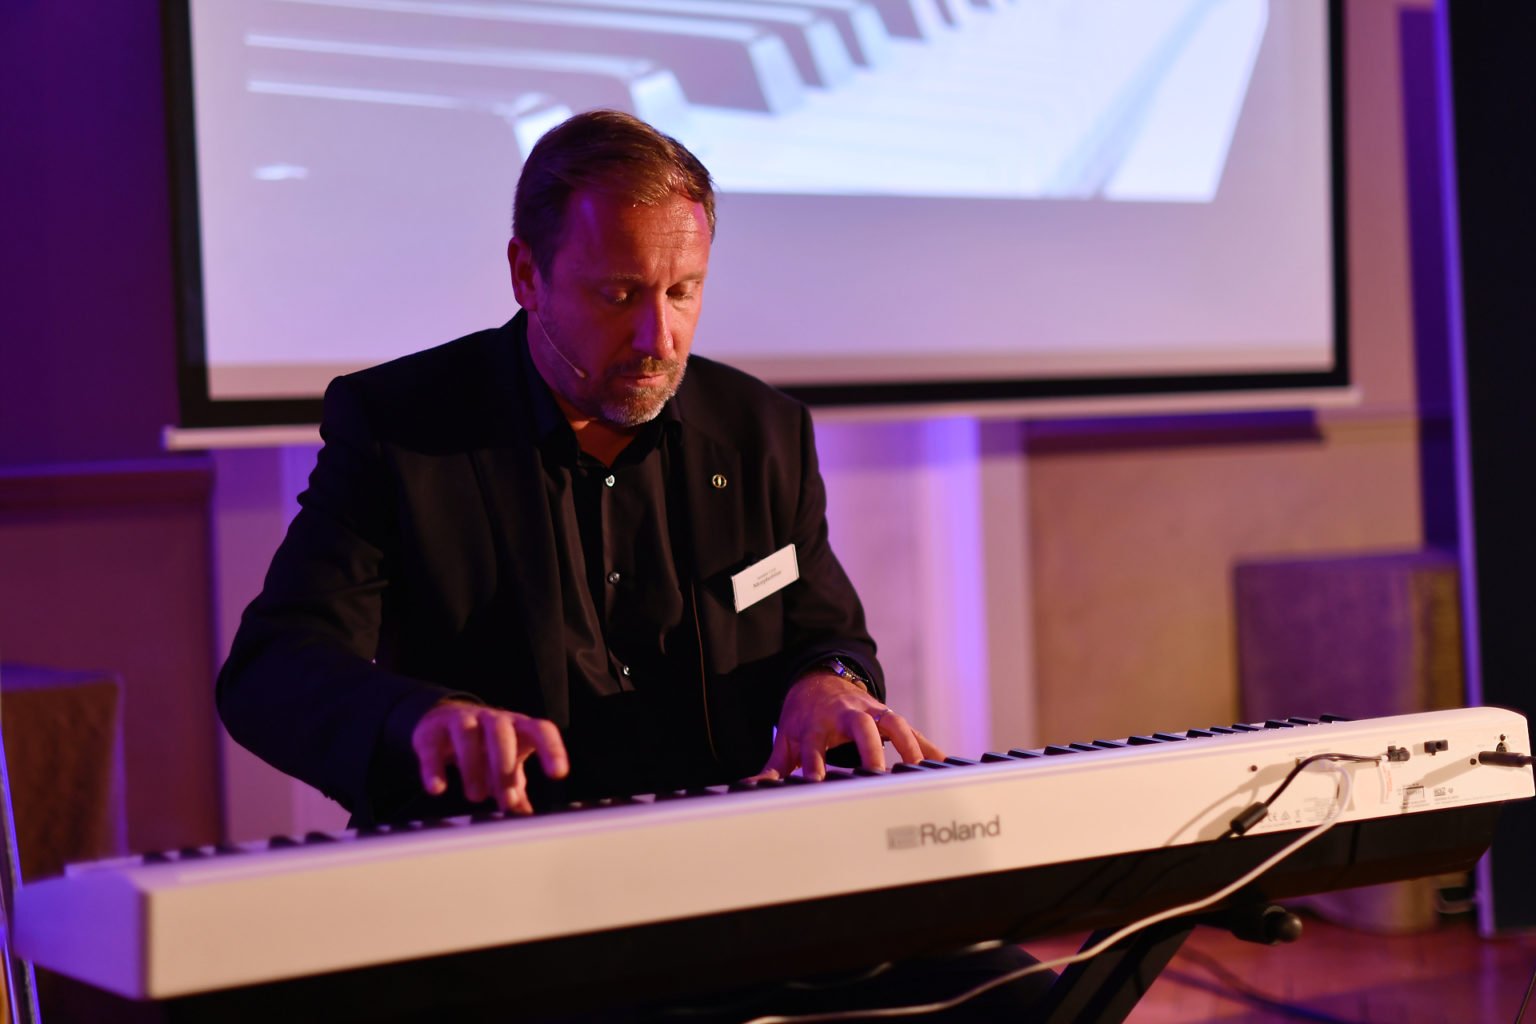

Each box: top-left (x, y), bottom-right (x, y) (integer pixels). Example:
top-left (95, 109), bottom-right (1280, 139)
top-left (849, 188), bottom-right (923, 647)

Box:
top-left (818, 656), bottom-right (873, 693)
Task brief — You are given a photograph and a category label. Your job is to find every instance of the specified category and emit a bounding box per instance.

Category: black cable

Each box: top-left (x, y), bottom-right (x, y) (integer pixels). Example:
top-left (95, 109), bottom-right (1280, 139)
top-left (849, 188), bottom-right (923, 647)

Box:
top-left (1514, 957), bottom-right (1536, 1024)
top-left (1222, 752), bottom-right (1381, 839)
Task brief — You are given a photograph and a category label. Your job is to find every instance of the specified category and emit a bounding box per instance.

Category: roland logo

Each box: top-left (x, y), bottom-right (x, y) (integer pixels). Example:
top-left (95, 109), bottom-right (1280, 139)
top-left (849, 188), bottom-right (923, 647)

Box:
top-left (886, 816), bottom-right (1001, 850)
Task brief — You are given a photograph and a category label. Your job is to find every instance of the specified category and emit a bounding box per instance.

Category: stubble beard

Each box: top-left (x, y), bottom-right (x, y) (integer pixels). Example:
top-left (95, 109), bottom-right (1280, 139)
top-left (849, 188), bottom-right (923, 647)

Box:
top-left (538, 304), bottom-right (687, 428)
top-left (598, 356), bottom-right (687, 428)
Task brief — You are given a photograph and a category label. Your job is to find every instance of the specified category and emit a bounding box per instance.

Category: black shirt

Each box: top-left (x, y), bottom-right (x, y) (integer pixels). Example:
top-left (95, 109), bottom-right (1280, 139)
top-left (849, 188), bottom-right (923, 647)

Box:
top-left (522, 340), bottom-right (720, 799)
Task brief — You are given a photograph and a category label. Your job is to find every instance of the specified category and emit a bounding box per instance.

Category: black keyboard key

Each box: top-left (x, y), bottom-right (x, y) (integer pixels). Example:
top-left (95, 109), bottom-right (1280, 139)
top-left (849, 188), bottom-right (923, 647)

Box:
top-left (918, 759), bottom-right (951, 769)
top-left (1092, 739), bottom-right (1127, 749)
top-left (1006, 748), bottom-right (1043, 759)
top-left (944, 756), bottom-right (980, 766)
top-left (179, 846), bottom-right (210, 859)
top-left (304, 831), bottom-right (337, 844)
top-left (1264, 720), bottom-right (1296, 729)
top-left (1208, 725), bottom-right (1239, 734)
top-left (1186, 728), bottom-right (1215, 738)
top-left (891, 762), bottom-right (926, 773)
top-left (1126, 735), bottom-right (1160, 745)
top-left (267, 835), bottom-right (300, 849)
top-left (980, 751), bottom-right (1012, 763)
top-left (1320, 714), bottom-right (1352, 723)
top-left (142, 850), bottom-right (173, 864)
top-left (1230, 723), bottom-right (1262, 732)
top-left (853, 766), bottom-right (886, 776)
top-left (1288, 717), bottom-right (1321, 725)
top-left (1152, 732), bottom-right (1187, 742)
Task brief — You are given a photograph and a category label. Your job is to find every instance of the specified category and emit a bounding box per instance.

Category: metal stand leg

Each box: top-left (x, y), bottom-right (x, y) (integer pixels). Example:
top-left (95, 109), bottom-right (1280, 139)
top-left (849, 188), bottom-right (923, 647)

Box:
top-left (1030, 919), bottom-right (1194, 1024)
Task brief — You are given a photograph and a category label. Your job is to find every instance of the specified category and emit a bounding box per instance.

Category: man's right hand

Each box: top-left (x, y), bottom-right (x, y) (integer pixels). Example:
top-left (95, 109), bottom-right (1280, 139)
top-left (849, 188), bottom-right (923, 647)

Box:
top-left (411, 700), bottom-right (569, 815)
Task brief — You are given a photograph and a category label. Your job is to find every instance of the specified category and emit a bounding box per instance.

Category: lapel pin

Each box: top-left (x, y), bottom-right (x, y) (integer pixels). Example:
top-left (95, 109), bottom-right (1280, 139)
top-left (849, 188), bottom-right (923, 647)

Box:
top-left (711, 473), bottom-right (728, 490)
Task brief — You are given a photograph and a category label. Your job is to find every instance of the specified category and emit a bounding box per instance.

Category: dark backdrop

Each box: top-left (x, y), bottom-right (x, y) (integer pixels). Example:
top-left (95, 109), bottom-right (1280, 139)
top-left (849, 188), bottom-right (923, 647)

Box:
top-left (1444, 0), bottom-right (1536, 931)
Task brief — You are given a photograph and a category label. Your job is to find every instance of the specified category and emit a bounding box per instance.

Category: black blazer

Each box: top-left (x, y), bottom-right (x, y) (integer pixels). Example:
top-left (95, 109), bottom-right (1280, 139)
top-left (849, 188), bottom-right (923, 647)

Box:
top-left (217, 314), bottom-right (883, 822)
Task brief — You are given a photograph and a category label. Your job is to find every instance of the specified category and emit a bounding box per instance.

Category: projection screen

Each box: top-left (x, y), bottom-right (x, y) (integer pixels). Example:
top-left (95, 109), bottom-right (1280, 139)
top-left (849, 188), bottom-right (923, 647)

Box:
top-left (166, 0), bottom-right (1345, 429)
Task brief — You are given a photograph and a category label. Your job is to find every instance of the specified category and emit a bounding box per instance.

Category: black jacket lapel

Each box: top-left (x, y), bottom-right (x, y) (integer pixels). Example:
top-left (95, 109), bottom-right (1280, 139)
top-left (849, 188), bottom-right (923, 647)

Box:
top-left (469, 316), bottom-right (569, 725)
top-left (676, 420), bottom-right (745, 676)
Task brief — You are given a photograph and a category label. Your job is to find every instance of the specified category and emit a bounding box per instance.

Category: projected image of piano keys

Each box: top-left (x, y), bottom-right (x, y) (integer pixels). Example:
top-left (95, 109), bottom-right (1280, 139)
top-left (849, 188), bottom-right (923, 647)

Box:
top-left (214, 0), bottom-right (1271, 198)
top-left (245, 33), bottom-right (694, 136)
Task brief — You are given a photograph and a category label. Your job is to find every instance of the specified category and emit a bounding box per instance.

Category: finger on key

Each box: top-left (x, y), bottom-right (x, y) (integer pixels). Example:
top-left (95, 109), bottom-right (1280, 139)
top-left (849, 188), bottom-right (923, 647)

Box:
top-left (484, 711), bottom-right (519, 812)
top-left (851, 714), bottom-right (886, 773)
top-left (882, 713), bottom-right (926, 766)
top-left (450, 712), bottom-right (488, 803)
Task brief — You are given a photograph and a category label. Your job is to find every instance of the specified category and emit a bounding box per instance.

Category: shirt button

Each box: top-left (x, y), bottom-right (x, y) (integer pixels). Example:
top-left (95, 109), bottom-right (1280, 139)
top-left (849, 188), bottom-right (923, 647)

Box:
top-left (606, 571), bottom-right (621, 584)
top-left (604, 474), bottom-right (616, 487)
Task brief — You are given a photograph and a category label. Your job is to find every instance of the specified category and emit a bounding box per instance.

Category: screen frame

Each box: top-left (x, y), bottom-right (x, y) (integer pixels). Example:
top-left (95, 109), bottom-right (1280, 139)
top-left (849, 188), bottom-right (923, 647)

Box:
top-left (163, 0), bottom-right (1349, 432)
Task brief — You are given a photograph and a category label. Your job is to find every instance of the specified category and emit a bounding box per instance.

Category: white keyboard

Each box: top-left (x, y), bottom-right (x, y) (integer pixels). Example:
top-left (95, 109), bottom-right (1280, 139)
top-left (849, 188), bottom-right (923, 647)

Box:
top-left (14, 706), bottom-right (1532, 1001)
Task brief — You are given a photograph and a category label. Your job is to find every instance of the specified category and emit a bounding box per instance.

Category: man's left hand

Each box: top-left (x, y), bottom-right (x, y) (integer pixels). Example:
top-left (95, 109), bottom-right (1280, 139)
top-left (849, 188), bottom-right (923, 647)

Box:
top-left (751, 671), bottom-right (943, 781)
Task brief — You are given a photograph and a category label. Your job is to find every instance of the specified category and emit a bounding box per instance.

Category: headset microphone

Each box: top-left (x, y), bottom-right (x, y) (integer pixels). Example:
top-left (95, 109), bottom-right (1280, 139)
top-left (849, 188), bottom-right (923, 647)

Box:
top-left (533, 312), bottom-right (588, 380)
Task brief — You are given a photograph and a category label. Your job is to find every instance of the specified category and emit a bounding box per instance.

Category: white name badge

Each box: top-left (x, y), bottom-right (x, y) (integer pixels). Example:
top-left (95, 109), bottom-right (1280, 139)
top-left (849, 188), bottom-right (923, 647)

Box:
top-left (731, 544), bottom-right (800, 612)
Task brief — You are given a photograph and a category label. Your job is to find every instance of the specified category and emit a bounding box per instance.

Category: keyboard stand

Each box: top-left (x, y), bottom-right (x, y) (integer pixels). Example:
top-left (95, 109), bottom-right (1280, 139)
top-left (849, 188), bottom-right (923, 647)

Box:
top-left (1032, 918), bottom-right (1195, 1024)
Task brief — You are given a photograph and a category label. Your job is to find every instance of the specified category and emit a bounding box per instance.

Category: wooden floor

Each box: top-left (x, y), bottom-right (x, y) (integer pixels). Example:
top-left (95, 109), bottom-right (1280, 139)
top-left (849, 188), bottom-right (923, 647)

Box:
top-left (1029, 912), bottom-right (1536, 1023)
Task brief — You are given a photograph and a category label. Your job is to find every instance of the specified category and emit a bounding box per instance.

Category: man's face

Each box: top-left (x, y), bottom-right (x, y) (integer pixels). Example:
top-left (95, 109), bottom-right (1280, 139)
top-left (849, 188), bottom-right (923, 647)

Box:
top-left (510, 190), bottom-right (710, 429)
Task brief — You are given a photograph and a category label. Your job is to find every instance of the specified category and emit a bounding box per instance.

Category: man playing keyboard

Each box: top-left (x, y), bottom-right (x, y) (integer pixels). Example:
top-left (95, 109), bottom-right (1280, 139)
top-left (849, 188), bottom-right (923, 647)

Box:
top-left (218, 108), bottom-right (1047, 1021)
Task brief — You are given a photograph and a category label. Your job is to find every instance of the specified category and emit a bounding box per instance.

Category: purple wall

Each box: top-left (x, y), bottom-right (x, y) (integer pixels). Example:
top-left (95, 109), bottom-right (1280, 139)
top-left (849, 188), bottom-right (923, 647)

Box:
top-left (0, 4), bottom-right (222, 851)
top-left (0, 3), bottom-right (180, 468)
